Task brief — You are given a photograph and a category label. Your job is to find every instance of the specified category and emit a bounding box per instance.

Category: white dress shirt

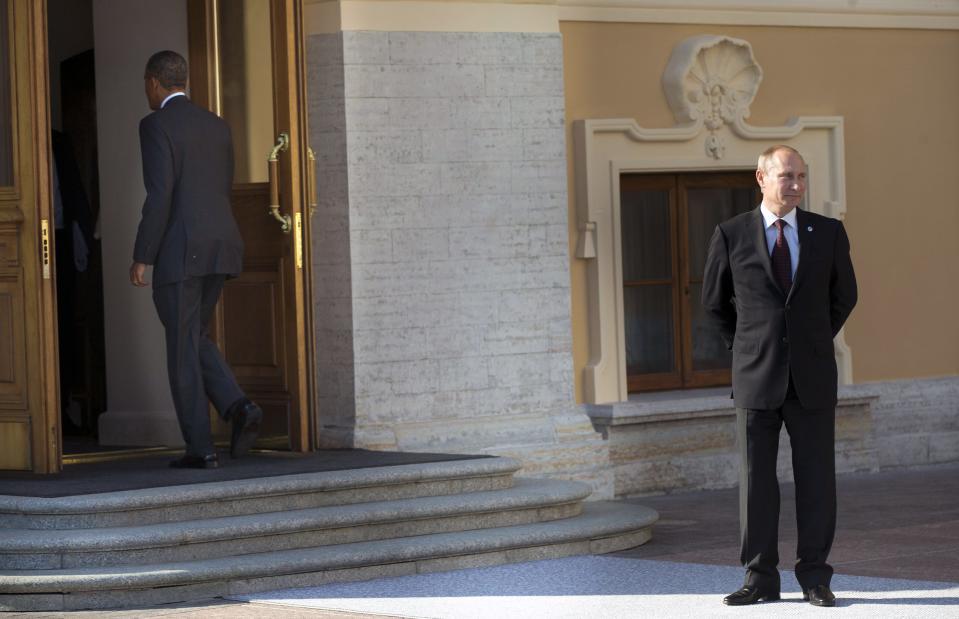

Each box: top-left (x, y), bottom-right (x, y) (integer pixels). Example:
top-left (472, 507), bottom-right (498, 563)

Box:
top-left (760, 202), bottom-right (800, 277)
top-left (160, 91), bottom-right (186, 109)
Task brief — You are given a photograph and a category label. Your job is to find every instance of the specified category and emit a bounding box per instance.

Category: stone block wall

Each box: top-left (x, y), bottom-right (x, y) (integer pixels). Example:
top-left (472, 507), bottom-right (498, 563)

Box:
top-left (591, 389), bottom-right (879, 497)
top-left (307, 35), bottom-right (355, 448)
top-left (871, 376), bottom-right (959, 468)
top-left (589, 376), bottom-right (959, 497)
top-left (307, 31), bottom-right (612, 497)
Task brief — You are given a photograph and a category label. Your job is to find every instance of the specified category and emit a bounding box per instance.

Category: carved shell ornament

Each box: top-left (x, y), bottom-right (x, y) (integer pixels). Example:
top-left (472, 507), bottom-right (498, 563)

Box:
top-left (662, 35), bottom-right (764, 159)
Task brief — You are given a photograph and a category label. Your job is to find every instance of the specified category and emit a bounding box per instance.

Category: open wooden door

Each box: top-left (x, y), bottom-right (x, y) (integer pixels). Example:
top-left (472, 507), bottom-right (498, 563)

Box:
top-left (187, 0), bottom-right (314, 452)
top-left (0, 0), bottom-right (60, 472)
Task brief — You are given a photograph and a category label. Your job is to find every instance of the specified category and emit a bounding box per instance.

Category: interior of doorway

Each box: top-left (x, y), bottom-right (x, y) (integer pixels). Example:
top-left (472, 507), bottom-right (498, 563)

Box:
top-left (45, 0), bottom-right (300, 460)
top-left (47, 0), bottom-right (109, 456)
top-left (47, 0), bottom-right (194, 458)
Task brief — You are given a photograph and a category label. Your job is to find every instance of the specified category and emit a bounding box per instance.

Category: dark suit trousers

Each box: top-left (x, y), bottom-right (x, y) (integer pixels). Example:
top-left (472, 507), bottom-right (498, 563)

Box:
top-left (153, 275), bottom-right (244, 457)
top-left (736, 398), bottom-right (837, 591)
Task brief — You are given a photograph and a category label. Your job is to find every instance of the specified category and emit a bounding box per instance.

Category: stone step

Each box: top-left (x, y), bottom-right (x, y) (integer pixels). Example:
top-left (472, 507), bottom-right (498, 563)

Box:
top-left (0, 457), bottom-right (521, 530)
top-left (0, 478), bottom-right (590, 569)
top-left (0, 501), bottom-right (658, 612)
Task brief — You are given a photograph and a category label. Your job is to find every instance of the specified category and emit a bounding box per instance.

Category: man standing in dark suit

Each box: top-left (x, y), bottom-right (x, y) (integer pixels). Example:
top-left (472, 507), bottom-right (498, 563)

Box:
top-left (702, 145), bottom-right (857, 607)
top-left (130, 50), bottom-right (262, 469)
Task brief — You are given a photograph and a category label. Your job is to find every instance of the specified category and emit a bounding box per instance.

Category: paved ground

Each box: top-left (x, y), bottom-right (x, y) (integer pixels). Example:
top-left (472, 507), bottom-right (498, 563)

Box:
top-left (17, 462), bottom-right (959, 618)
top-left (232, 556), bottom-right (959, 618)
top-left (616, 461), bottom-right (959, 584)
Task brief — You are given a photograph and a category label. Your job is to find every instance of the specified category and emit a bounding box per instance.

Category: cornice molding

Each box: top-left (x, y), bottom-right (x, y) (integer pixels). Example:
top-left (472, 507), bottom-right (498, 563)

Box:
top-left (557, 0), bottom-right (959, 30)
top-left (304, 0), bottom-right (959, 32)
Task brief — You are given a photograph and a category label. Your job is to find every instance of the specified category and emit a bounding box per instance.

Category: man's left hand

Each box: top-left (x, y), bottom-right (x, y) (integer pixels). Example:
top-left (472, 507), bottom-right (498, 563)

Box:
top-left (130, 262), bottom-right (149, 287)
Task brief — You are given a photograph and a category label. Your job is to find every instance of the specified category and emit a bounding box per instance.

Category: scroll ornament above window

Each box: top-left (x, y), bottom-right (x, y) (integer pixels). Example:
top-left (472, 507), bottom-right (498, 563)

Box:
top-left (662, 35), bottom-right (764, 160)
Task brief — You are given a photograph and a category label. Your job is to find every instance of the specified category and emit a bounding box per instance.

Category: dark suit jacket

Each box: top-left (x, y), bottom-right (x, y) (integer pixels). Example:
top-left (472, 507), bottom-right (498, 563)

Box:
top-left (133, 96), bottom-right (243, 286)
top-left (702, 207), bottom-right (857, 410)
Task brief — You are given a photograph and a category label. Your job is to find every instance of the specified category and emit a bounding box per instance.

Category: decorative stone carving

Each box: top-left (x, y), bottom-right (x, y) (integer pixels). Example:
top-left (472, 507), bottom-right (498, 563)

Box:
top-left (662, 35), bottom-right (763, 159)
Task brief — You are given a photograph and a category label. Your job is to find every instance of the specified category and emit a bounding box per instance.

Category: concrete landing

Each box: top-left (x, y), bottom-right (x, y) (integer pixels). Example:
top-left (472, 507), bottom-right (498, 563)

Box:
top-left (232, 555), bottom-right (959, 618)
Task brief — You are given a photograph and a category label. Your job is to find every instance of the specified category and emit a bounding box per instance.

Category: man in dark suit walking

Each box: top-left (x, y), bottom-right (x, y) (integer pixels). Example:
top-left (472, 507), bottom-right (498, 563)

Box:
top-left (702, 145), bottom-right (857, 607)
top-left (130, 50), bottom-right (261, 469)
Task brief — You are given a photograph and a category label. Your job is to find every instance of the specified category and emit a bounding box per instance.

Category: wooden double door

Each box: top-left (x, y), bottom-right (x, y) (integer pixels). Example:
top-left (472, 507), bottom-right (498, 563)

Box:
top-left (0, 0), bottom-right (315, 473)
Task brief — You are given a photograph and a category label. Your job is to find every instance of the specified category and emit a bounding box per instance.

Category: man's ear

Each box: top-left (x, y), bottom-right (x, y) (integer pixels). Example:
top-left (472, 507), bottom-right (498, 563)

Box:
top-left (755, 167), bottom-right (764, 188)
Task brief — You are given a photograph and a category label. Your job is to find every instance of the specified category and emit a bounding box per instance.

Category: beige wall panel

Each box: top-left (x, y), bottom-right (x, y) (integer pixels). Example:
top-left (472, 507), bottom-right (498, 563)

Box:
top-left (562, 22), bottom-right (959, 400)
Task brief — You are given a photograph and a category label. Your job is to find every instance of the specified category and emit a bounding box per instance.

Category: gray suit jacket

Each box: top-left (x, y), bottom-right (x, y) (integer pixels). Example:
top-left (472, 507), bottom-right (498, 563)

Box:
top-left (701, 207), bottom-right (857, 410)
top-left (133, 96), bottom-right (243, 286)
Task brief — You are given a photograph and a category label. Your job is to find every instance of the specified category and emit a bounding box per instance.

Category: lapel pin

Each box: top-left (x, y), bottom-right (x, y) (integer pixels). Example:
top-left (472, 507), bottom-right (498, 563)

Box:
top-left (807, 226), bottom-right (813, 232)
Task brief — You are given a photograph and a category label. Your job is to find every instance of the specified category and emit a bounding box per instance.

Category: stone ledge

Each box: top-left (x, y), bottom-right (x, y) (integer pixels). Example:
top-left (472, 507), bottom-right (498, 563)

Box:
top-left (588, 384), bottom-right (882, 430)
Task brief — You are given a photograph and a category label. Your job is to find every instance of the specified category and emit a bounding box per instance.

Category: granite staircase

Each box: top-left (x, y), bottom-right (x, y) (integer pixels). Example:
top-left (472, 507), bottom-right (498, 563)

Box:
top-left (0, 457), bottom-right (657, 611)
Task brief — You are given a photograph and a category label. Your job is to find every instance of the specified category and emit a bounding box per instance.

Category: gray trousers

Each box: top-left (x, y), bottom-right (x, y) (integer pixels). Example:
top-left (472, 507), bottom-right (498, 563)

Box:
top-left (153, 275), bottom-right (244, 457)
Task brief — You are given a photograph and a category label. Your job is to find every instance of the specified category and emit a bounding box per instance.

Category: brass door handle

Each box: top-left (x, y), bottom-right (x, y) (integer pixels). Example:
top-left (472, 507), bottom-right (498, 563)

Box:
top-left (307, 147), bottom-right (318, 217)
top-left (268, 132), bottom-right (291, 233)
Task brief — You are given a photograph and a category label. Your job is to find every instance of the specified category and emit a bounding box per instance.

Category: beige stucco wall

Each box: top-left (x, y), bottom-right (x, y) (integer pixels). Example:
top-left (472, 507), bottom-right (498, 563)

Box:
top-left (562, 22), bottom-right (959, 401)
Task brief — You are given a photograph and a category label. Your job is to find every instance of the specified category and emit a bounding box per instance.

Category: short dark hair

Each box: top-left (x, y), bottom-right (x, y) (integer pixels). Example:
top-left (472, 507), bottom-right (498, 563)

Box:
top-left (145, 50), bottom-right (188, 90)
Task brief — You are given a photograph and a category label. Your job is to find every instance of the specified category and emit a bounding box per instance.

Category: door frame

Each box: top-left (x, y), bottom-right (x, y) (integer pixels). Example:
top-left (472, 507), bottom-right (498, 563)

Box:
top-left (0, 0), bottom-right (319, 472)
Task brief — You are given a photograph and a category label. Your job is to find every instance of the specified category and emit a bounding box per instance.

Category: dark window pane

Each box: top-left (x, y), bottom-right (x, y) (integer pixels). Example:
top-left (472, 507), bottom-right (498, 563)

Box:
top-left (689, 284), bottom-right (732, 371)
top-left (687, 186), bottom-right (755, 280)
top-left (0, 0), bottom-right (12, 186)
top-left (621, 186), bottom-right (671, 281)
top-left (624, 285), bottom-right (675, 375)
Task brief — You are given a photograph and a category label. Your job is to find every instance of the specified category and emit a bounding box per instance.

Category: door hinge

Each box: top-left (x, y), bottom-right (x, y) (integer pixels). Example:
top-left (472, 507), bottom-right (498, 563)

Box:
top-left (294, 212), bottom-right (303, 270)
top-left (41, 219), bottom-right (51, 279)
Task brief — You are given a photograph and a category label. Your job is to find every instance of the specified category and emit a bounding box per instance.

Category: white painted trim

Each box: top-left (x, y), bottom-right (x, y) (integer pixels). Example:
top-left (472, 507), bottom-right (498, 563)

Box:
top-left (575, 116), bottom-right (853, 404)
top-left (559, 0), bottom-right (959, 14)
top-left (558, 0), bottom-right (959, 30)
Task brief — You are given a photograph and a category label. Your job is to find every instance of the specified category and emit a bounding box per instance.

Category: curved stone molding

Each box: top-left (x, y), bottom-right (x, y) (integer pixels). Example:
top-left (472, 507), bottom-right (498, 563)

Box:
top-left (663, 35), bottom-right (763, 159)
top-left (573, 40), bottom-right (851, 405)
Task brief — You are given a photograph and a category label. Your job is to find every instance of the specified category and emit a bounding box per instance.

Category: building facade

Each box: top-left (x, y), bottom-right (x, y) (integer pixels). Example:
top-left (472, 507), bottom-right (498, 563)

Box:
top-left (1, 1), bottom-right (956, 489)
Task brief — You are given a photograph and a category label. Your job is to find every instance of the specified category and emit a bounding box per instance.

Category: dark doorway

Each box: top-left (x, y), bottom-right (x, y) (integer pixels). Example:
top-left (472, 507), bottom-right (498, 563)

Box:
top-left (48, 4), bottom-right (107, 454)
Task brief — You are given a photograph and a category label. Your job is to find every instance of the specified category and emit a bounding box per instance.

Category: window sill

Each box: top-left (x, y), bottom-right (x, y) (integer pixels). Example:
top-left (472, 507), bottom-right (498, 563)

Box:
top-left (587, 384), bottom-right (881, 428)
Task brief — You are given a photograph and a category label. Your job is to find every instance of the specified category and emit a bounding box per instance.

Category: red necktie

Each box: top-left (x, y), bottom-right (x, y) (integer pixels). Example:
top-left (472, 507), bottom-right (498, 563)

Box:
top-left (772, 219), bottom-right (792, 294)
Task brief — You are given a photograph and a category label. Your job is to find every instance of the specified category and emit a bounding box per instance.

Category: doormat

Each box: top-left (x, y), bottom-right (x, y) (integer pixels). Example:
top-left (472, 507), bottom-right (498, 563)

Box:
top-left (0, 450), bottom-right (491, 497)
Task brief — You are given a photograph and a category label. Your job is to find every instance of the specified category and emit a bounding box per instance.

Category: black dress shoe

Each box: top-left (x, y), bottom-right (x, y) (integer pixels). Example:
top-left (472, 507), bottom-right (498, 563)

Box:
top-left (169, 454), bottom-right (219, 469)
top-left (229, 398), bottom-right (263, 458)
top-left (803, 585), bottom-right (837, 607)
top-left (723, 585), bottom-right (781, 606)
